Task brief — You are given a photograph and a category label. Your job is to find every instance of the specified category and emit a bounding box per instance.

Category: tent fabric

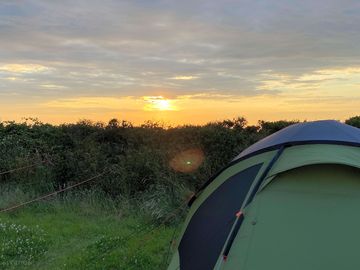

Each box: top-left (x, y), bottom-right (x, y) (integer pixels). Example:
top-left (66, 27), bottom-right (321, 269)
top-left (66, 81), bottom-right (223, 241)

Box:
top-left (235, 120), bottom-right (360, 160)
top-left (221, 165), bottom-right (360, 270)
top-left (168, 121), bottom-right (360, 270)
top-left (178, 164), bottom-right (262, 270)
top-left (260, 144), bottom-right (360, 190)
top-left (183, 151), bottom-right (275, 230)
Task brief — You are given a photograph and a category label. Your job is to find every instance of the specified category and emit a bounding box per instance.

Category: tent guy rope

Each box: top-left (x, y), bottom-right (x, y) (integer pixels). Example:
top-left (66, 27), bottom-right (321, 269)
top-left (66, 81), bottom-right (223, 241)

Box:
top-left (0, 160), bottom-right (47, 176)
top-left (0, 170), bottom-right (108, 213)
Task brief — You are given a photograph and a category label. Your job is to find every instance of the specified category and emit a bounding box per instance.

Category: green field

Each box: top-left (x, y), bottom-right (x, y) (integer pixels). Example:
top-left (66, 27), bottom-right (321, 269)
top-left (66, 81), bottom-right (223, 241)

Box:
top-left (0, 192), bottom-right (181, 270)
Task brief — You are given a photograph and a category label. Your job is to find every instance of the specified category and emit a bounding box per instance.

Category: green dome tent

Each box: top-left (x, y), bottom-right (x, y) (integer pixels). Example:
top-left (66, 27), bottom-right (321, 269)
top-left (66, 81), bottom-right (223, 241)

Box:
top-left (168, 120), bottom-right (360, 270)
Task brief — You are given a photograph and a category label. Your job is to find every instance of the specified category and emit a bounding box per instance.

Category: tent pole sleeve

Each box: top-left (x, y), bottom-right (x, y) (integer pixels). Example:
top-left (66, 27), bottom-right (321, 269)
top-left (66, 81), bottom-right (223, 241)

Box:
top-left (244, 145), bottom-right (285, 206)
top-left (222, 212), bottom-right (244, 260)
top-left (221, 145), bottom-right (286, 260)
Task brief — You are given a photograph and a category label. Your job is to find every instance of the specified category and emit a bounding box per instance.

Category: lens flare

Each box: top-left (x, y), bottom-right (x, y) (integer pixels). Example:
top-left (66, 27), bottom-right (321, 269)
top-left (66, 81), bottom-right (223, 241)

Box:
top-left (169, 148), bottom-right (205, 173)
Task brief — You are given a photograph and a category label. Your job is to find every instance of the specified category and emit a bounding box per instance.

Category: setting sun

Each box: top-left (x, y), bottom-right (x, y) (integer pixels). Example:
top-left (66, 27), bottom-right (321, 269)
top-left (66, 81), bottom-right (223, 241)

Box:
top-left (156, 99), bottom-right (171, 110)
top-left (143, 96), bottom-right (177, 111)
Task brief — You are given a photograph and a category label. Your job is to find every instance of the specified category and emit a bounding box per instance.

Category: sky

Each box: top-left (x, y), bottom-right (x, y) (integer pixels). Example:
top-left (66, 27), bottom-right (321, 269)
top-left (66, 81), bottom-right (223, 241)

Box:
top-left (1, 0), bottom-right (360, 125)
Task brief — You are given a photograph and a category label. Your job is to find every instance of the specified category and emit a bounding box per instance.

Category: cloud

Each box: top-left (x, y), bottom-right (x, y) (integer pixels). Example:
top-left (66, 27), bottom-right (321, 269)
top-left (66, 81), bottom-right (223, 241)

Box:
top-left (177, 93), bottom-right (234, 100)
top-left (298, 67), bottom-right (360, 81)
top-left (40, 84), bottom-right (67, 89)
top-left (42, 97), bottom-right (136, 109)
top-left (2, 1), bottom-right (360, 123)
top-left (257, 67), bottom-right (360, 99)
top-left (170, 76), bottom-right (199, 80)
top-left (0, 64), bottom-right (52, 74)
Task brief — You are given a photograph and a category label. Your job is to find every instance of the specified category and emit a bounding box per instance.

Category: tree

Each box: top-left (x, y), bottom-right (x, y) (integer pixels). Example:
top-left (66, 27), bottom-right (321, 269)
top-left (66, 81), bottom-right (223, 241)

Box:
top-left (345, 116), bottom-right (360, 128)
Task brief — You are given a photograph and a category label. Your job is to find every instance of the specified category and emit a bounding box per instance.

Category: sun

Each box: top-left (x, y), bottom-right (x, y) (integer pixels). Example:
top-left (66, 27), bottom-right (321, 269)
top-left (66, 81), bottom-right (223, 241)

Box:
top-left (154, 99), bottom-right (172, 111)
top-left (143, 96), bottom-right (176, 111)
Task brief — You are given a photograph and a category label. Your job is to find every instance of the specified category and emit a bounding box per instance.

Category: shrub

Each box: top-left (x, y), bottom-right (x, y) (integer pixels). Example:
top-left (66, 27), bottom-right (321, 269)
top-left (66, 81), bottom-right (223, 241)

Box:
top-left (345, 116), bottom-right (360, 128)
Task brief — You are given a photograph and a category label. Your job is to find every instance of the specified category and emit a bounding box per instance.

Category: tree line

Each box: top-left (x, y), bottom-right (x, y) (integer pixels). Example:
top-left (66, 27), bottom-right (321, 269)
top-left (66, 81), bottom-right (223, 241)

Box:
top-left (1, 116), bottom-right (359, 219)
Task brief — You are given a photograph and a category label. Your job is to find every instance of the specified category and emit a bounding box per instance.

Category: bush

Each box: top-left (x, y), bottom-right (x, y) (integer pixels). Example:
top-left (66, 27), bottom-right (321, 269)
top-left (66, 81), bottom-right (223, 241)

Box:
top-left (345, 116), bottom-right (360, 128)
top-left (1, 116), bottom-right (356, 216)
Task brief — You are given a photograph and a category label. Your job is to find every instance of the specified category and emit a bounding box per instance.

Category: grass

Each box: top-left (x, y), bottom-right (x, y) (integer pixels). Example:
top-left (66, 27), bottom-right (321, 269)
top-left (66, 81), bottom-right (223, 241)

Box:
top-left (0, 190), bottom-right (181, 270)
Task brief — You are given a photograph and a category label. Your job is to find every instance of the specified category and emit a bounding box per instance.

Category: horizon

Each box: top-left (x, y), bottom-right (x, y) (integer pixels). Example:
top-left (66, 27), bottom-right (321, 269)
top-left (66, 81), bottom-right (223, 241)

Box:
top-left (1, 1), bottom-right (360, 125)
top-left (0, 115), bottom-right (357, 128)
